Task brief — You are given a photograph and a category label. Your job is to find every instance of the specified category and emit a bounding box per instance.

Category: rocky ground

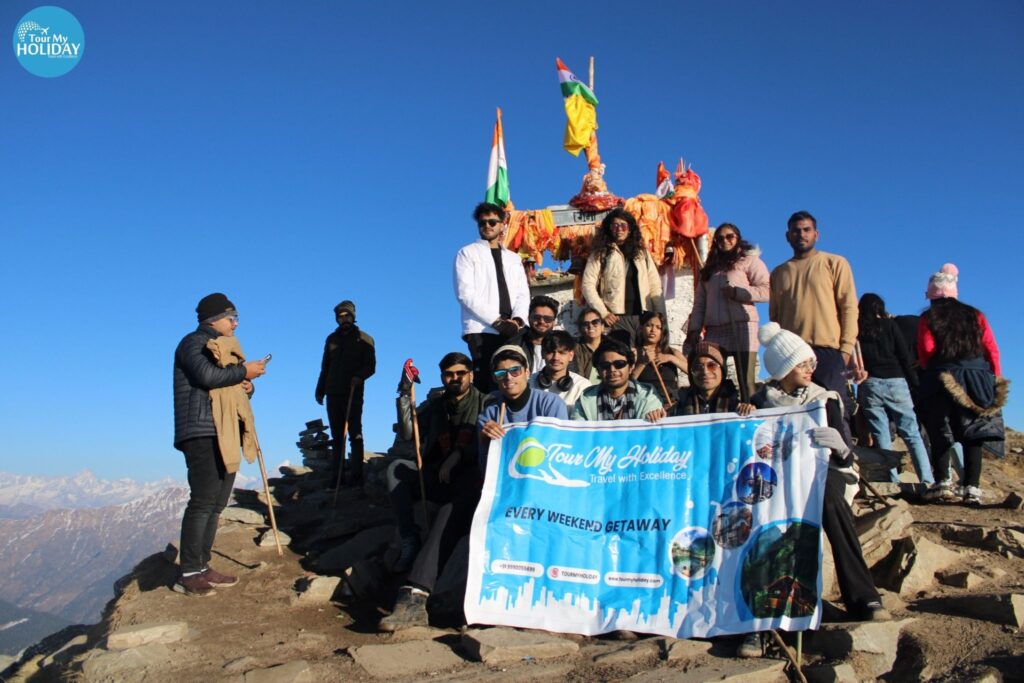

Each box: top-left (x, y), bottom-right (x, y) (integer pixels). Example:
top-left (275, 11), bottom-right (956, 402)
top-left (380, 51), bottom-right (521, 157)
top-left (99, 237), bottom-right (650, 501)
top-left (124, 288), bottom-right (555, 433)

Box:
top-left (3, 429), bottom-right (1023, 683)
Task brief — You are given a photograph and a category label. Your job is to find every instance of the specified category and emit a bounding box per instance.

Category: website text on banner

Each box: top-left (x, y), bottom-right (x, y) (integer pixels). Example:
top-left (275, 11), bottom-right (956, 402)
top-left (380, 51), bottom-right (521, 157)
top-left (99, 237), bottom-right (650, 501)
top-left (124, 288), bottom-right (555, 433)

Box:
top-left (465, 403), bottom-right (830, 639)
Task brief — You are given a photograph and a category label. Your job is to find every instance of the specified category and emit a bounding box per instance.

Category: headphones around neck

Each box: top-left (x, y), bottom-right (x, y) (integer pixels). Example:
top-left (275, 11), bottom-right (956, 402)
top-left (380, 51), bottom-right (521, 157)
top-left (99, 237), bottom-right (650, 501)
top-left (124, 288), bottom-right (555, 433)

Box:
top-left (537, 368), bottom-right (574, 392)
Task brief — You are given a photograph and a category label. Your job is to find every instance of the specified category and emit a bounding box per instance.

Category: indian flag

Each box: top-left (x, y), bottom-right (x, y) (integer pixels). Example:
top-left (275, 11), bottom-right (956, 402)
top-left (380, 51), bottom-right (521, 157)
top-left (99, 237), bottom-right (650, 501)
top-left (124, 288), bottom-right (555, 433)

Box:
top-left (484, 107), bottom-right (509, 207)
top-left (556, 57), bottom-right (598, 156)
top-left (656, 161), bottom-right (674, 199)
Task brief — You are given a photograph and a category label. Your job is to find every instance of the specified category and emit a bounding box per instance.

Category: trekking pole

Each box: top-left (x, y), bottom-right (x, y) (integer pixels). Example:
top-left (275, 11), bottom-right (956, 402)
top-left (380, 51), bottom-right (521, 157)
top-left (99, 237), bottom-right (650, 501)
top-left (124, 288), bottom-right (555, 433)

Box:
top-left (768, 630), bottom-right (808, 683)
top-left (331, 379), bottom-right (357, 507)
top-left (409, 379), bottom-right (431, 533)
top-left (649, 353), bottom-right (675, 410)
top-left (251, 432), bottom-right (283, 556)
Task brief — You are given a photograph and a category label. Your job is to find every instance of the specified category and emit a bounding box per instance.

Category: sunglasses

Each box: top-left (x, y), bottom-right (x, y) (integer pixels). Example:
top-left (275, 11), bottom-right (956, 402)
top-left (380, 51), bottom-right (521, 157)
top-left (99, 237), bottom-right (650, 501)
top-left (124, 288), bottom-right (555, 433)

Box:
top-left (531, 314), bottom-right (556, 324)
top-left (596, 359), bottom-right (630, 372)
top-left (692, 360), bottom-right (721, 373)
top-left (477, 218), bottom-right (501, 228)
top-left (492, 365), bottom-right (525, 380)
top-left (442, 370), bottom-right (470, 380)
top-left (581, 319), bottom-right (604, 328)
top-left (715, 233), bottom-right (738, 242)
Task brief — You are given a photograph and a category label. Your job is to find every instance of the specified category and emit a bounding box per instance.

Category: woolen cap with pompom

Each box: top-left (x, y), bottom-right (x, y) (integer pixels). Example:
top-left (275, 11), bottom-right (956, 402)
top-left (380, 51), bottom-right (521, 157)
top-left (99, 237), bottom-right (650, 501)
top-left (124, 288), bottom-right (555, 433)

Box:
top-left (758, 322), bottom-right (816, 380)
top-left (926, 263), bottom-right (959, 300)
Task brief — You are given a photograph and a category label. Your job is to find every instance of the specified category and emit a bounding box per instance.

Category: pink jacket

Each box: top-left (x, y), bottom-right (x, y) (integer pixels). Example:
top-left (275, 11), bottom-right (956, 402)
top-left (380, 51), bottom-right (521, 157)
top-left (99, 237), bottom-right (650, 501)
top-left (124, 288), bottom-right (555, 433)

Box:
top-left (686, 252), bottom-right (770, 332)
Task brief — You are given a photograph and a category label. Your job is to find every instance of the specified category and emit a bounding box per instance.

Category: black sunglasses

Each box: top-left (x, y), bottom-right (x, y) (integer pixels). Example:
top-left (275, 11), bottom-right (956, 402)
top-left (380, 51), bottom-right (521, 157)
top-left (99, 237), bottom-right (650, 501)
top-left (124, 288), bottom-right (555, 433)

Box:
top-left (477, 218), bottom-right (501, 228)
top-left (596, 359), bottom-right (630, 371)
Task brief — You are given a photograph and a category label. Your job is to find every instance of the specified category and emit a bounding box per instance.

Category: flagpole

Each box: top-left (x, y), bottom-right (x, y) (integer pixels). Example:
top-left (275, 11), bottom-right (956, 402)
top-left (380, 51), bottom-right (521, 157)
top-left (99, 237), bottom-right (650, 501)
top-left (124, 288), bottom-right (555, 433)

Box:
top-left (589, 56), bottom-right (594, 92)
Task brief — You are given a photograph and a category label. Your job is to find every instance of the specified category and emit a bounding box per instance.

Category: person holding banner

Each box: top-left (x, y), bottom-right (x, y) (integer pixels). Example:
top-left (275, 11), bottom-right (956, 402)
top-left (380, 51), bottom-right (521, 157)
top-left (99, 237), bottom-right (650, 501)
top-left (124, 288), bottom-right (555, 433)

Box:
top-left (673, 341), bottom-right (754, 417)
top-left (753, 323), bottom-right (890, 622)
top-left (528, 331), bottom-right (592, 410)
top-left (477, 345), bottom-right (569, 465)
top-left (572, 338), bottom-right (667, 422)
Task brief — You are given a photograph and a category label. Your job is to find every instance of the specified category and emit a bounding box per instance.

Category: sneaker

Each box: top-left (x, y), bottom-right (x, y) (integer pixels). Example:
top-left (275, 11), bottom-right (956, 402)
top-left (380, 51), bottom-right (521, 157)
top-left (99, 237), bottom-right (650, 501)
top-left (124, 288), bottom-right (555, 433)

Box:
top-left (173, 572), bottom-right (216, 597)
top-left (393, 535), bottom-right (422, 573)
top-left (379, 587), bottom-right (428, 632)
top-left (858, 601), bottom-right (892, 622)
top-left (923, 480), bottom-right (957, 502)
top-left (963, 486), bottom-right (983, 506)
top-left (202, 566), bottom-right (238, 587)
top-left (736, 632), bottom-right (762, 658)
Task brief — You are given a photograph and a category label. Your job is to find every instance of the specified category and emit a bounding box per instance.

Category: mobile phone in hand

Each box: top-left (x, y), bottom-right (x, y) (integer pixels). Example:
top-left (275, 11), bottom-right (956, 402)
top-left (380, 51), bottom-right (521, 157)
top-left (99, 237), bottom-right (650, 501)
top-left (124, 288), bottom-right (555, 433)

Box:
top-left (262, 354), bottom-right (272, 364)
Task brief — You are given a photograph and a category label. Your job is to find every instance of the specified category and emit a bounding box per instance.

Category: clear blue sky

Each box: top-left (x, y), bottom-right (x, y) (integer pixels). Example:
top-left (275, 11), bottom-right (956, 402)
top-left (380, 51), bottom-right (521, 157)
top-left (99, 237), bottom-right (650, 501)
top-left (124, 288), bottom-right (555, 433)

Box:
top-left (1, 2), bottom-right (1021, 482)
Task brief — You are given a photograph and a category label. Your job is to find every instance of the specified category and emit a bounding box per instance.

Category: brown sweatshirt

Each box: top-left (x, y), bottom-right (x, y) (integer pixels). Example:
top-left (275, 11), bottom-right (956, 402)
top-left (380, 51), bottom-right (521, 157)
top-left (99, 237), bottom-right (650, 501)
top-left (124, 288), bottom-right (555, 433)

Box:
top-left (769, 250), bottom-right (858, 356)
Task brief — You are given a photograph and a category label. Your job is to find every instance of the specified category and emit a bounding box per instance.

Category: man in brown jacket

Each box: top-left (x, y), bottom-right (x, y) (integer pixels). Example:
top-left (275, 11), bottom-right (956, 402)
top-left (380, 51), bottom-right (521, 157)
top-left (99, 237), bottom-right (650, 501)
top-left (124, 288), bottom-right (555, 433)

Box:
top-left (769, 210), bottom-right (858, 404)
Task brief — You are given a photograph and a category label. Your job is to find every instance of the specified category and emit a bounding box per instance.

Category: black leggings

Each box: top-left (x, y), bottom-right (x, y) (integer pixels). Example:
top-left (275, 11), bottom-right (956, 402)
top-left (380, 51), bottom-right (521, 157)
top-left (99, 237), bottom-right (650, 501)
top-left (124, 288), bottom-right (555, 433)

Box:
top-left (934, 443), bottom-right (983, 488)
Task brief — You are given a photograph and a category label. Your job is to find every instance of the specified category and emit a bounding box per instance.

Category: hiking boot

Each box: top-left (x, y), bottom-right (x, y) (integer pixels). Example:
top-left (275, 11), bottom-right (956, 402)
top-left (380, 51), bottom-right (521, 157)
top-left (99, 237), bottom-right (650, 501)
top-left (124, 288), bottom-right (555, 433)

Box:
top-left (858, 601), bottom-right (892, 622)
top-left (392, 535), bottom-right (422, 573)
top-left (923, 480), bottom-right (957, 502)
top-left (736, 632), bottom-right (762, 658)
top-left (379, 587), bottom-right (428, 632)
top-left (963, 486), bottom-right (983, 506)
top-left (173, 572), bottom-right (216, 597)
top-left (202, 566), bottom-right (238, 587)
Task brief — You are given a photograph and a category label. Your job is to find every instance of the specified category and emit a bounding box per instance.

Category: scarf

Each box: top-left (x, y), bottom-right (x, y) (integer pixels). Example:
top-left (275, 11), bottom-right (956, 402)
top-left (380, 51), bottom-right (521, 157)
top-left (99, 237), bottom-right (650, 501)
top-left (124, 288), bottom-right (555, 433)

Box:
top-left (597, 382), bottom-right (639, 420)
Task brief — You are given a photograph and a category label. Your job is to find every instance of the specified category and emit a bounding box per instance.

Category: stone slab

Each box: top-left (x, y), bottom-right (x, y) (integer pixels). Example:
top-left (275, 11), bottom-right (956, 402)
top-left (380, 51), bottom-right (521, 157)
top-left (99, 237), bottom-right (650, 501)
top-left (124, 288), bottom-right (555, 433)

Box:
top-left (106, 622), bottom-right (188, 650)
top-left (290, 575), bottom-right (341, 605)
top-left (461, 628), bottom-right (579, 664)
top-left (937, 570), bottom-right (985, 590)
top-left (590, 638), bottom-right (661, 665)
top-left (627, 658), bottom-right (787, 682)
top-left (349, 640), bottom-right (464, 678)
top-left (220, 506), bottom-right (266, 525)
top-left (664, 638), bottom-right (713, 662)
top-left (258, 529), bottom-right (292, 548)
top-left (804, 662), bottom-right (858, 683)
top-left (80, 643), bottom-right (174, 680)
top-left (314, 525), bottom-right (394, 574)
top-left (242, 660), bottom-right (313, 683)
top-left (941, 593), bottom-right (1024, 629)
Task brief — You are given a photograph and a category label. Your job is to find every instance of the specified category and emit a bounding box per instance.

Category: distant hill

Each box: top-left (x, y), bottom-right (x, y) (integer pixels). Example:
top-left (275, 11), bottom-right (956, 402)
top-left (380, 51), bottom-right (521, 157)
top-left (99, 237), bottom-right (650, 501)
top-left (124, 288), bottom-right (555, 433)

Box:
top-left (0, 470), bottom-right (181, 516)
top-left (0, 599), bottom-right (69, 657)
top-left (0, 485), bottom-right (189, 654)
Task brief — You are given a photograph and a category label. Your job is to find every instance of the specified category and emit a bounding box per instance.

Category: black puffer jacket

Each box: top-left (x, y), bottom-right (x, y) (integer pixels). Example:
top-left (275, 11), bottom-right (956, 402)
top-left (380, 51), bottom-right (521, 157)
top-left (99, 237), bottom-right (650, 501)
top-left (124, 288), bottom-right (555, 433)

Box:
top-left (173, 325), bottom-right (247, 449)
top-left (315, 324), bottom-right (376, 399)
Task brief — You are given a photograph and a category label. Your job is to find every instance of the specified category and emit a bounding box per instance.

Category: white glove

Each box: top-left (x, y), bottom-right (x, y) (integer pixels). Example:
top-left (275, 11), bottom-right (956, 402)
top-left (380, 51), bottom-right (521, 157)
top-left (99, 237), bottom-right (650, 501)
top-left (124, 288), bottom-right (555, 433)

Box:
top-left (809, 427), bottom-right (849, 455)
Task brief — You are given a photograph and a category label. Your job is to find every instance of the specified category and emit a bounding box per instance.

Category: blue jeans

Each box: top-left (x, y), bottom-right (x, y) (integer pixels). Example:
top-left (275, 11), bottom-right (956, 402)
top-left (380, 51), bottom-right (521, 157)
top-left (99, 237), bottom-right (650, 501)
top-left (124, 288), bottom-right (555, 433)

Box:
top-left (857, 377), bottom-right (934, 484)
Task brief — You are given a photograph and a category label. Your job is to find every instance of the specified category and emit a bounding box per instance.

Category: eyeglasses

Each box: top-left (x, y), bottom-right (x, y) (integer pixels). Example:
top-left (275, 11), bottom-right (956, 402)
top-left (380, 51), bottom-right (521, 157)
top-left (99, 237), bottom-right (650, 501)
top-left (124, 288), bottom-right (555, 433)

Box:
top-left (442, 370), bottom-right (470, 380)
top-left (531, 314), bottom-right (556, 324)
top-left (795, 358), bottom-right (818, 372)
top-left (226, 315), bottom-right (239, 324)
top-left (581, 319), bottom-right (604, 328)
top-left (715, 233), bottom-right (738, 243)
top-left (610, 222), bottom-right (630, 232)
top-left (336, 311), bottom-right (353, 319)
top-left (477, 218), bottom-right (501, 228)
top-left (492, 365), bottom-right (525, 380)
top-left (596, 359), bottom-right (630, 372)
top-left (692, 360), bottom-right (721, 373)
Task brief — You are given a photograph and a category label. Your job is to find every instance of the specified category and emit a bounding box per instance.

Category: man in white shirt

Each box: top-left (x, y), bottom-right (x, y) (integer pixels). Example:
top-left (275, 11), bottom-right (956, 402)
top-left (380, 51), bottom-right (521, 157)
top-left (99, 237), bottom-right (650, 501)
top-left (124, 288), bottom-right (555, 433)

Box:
top-left (453, 202), bottom-right (531, 392)
top-left (529, 331), bottom-right (592, 409)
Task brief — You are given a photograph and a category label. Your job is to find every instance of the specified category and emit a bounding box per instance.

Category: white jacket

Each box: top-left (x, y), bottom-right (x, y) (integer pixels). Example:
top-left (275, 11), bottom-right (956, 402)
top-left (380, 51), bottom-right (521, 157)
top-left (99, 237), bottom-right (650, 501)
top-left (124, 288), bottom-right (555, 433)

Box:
top-left (453, 240), bottom-right (531, 336)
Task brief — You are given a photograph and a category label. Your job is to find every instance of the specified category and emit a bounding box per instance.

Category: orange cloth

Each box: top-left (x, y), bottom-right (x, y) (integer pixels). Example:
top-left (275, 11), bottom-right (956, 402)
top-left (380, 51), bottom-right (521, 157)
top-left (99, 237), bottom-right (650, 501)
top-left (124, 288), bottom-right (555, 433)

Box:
top-left (623, 194), bottom-right (672, 266)
top-left (669, 169), bottom-right (709, 238)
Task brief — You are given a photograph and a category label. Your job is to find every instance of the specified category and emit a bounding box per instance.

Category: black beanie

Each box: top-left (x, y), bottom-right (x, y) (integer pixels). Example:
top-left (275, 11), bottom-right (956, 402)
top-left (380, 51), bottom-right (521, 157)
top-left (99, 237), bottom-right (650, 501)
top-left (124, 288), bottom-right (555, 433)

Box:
top-left (196, 293), bottom-right (237, 322)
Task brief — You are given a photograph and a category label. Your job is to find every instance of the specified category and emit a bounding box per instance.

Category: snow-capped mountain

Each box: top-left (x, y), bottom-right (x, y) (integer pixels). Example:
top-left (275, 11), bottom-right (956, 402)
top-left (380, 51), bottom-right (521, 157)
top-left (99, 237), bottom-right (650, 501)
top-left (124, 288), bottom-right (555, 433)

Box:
top-left (0, 470), bottom-right (182, 519)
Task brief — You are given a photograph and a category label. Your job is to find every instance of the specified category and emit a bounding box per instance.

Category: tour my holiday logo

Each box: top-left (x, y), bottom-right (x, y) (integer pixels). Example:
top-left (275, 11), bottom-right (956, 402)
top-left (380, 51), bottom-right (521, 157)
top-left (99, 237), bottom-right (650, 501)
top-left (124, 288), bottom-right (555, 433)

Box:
top-left (13, 6), bottom-right (84, 77)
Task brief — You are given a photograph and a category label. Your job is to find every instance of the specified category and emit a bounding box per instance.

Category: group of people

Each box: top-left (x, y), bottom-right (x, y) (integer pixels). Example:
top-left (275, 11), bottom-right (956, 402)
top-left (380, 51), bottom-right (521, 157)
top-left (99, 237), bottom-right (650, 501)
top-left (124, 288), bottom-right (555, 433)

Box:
top-left (169, 202), bottom-right (1006, 655)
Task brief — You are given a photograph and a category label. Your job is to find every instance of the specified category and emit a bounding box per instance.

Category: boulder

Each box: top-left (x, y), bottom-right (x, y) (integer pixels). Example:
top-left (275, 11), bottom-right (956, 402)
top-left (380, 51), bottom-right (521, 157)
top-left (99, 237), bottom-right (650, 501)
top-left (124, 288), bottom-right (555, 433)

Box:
top-left (852, 446), bottom-right (902, 481)
top-left (940, 524), bottom-right (989, 547)
top-left (220, 506), bottom-right (266, 525)
top-left (290, 575), bottom-right (341, 605)
top-left (106, 622), bottom-right (188, 650)
top-left (937, 570), bottom-right (985, 590)
top-left (876, 535), bottom-right (962, 597)
top-left (461, 628), bottom-right (579, 664)
top-left (257, 529), bottom-right (292, 548)
top-left (940, 593), bottom-right (1024, 629)
top-left (804, 662), bottom-right (858, 683)
top-left (805, 618), bottom-right (915, 679)
top-left (854, 501), bottom-right (914, 568)
top-left (80, 643), bottom-right (174, 680)
top-left (349, 640), bottom-right (464, 678)
top-left (664, 638), bottom-right (712, 662)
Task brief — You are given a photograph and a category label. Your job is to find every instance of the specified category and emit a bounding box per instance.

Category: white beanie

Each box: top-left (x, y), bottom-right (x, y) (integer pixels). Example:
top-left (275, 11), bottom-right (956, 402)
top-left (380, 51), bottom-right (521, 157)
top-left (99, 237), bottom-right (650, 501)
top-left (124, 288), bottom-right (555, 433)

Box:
top-left (758, 323), bottom-right (815, 380)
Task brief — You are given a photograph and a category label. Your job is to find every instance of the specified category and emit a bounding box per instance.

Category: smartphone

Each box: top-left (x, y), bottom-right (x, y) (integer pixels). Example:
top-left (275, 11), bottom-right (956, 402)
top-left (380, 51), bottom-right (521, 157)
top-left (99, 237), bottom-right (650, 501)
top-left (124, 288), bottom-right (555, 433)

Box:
top-left (262, 354), bottom-right (272, 364)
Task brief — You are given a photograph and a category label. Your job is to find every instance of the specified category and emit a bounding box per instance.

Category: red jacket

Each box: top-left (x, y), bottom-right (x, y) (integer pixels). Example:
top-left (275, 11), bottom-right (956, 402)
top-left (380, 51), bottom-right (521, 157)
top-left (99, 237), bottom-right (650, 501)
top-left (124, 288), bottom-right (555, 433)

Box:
top-left (917, 312), bottom-right (1000, 376)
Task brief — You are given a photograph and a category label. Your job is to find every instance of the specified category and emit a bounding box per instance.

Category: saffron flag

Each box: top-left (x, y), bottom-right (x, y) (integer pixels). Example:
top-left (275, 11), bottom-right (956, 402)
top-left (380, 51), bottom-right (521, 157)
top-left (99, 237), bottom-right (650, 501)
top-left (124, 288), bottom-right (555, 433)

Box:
top-left (556, 58), bottom-right (598, 157)
top-left (465, 404), bottom-right (830, 638)
top-left (485, 108), bottom-right (509, 207)
top-left (655, 161), bottom-right (674, 199)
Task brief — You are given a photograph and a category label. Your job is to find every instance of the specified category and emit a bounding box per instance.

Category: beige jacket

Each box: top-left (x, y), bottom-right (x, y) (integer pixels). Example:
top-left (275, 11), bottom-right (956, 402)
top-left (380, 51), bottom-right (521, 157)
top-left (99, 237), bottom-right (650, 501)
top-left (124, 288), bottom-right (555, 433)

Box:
top-left (581, 245), bottom-right (666, 318)
top-left (206, 336), bottom-right (258, 474)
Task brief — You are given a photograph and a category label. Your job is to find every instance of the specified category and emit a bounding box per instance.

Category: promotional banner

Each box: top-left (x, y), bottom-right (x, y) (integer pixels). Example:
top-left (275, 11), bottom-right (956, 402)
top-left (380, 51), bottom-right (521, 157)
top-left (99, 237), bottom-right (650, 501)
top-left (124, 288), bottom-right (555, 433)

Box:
top-left (465, 403), bottom-right (830, 638)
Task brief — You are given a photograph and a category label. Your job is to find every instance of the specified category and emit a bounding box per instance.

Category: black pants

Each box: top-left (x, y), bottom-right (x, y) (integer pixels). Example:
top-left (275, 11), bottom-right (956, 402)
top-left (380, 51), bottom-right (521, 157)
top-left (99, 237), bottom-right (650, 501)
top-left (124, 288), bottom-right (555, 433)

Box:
top-left (388, 460), bottom-right (473, 539)
top-left (327, 388), bottom-right (364, 480)
top-left (813, 347), bottom-right (854, 420)
top-left (730, 350), bottom-right (757, 402)
top-left (934, 443), bottom-right (982, 488)
top-left (179, 437), bottom-right (235, 574)
top-left (464, 333), bottom-right (504, 393)
top-left (407, 489), bottom-right (480, 593)
top-left (823, 470), bottom-right (880, 610)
